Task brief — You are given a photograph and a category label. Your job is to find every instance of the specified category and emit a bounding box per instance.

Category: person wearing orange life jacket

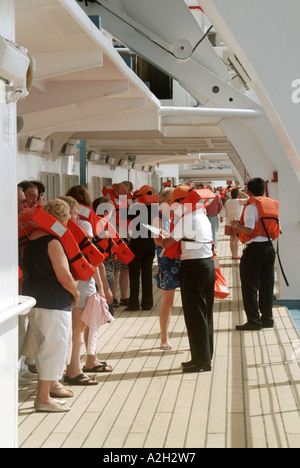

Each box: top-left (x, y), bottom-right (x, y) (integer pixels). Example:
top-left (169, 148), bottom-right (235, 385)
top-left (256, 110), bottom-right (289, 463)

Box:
top-left (125, 185), bottom-right (157, 311)
top-left (230, 178), bottom-right (278, 330)
top-left (21, 198), bottom-right (79, 412)
top-left (18, 180), bottom-right (39, 208)
top-left (153, 187), bottom-right (181, 350)
top-left (93, 196), bottom-right (116, 317)
top-left (157, 186), bottom-right (215, 373)
top-left (17, 187), bottom-right (33, 387)
top-left (65, 185), bottom-right (113, 385)
top-left (102, 182), bottom-right (132, 307)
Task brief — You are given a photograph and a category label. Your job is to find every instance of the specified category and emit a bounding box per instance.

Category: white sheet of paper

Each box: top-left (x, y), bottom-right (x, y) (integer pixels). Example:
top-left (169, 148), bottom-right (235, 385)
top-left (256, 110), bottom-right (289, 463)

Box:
top-left (142, 223), bottom-right (161, 236)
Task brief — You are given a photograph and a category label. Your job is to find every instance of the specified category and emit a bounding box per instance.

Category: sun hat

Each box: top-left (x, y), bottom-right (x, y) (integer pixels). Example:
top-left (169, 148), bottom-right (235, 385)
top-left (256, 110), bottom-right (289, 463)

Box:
top-left (171, 185), bottom-right (190, 203)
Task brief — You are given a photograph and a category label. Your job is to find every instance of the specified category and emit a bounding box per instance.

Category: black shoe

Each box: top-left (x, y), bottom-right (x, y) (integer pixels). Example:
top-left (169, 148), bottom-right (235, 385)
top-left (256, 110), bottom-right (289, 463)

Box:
top-left (181, 360), bottom-right (193, 368)
top-left (119, 298), bottom-right (129, 306)
top-left (182, 364), bottom-right (211, 373)
top-left (261, 320), bottom-right (274, 328)
top-left (124, 306), bottom-right (140, 312)
top-left (236, 322), bottom-right (262, 331)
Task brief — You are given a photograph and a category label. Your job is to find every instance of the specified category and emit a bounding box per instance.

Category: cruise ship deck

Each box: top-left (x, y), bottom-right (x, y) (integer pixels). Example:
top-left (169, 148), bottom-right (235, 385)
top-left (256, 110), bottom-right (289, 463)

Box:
top-left (18, 233), bottom-right (300, 449)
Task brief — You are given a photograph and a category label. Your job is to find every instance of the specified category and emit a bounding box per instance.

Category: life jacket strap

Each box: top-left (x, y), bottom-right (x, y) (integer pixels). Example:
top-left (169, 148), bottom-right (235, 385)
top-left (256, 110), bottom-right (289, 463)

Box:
top-left (69, 252), bottom-right (84, 264)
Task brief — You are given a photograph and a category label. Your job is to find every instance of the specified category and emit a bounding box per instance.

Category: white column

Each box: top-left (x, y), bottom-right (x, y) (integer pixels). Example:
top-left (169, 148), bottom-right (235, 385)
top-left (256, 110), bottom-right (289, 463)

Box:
top-left (0, 0), bottom-right (19, 449)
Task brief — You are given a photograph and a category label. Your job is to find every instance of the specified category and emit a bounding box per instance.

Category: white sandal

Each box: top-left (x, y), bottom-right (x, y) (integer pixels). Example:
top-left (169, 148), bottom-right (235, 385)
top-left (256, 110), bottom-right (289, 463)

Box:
top-left (160, 342), bottom-right (173, 350)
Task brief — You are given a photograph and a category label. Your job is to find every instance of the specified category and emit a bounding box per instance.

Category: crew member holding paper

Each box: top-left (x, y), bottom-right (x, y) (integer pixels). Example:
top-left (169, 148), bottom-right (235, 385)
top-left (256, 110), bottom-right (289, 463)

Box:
top-left (157, 186), bottom-right (215, 373)
top-left (125, 186), bottom-right (157, 311)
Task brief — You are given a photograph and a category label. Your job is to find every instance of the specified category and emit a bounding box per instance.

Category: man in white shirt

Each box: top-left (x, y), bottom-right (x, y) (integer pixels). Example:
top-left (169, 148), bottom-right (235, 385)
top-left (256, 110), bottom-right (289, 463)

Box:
top-left (230, 178), bottom-right (276, 330)
top-left (158, 186), bottom-right (215, 373)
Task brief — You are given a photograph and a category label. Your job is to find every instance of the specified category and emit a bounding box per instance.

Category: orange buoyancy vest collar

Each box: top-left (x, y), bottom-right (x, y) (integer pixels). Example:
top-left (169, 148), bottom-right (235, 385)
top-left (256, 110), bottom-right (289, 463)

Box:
top-left (239, 196), bottom-right (280, 244)
top-left (18, 206), bottom-right (95, 281)
top-left (134, 194), bottom-right (159, 205)
top-left (164, 189), bottom-right (216, 259)
top-left (102, 185), bottom-right (133, 227)
top-left (67, 219), bottom-right (106, 267)
top-left (77, 204), bottom-right (135, 264)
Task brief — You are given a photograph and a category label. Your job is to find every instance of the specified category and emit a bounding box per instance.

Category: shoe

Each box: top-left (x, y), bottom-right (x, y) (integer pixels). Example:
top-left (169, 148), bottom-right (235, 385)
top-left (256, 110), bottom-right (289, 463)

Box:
top-left (261, 320), bottom-right (274, 329)
top-left (124, 306), bottom-right (140, 311)
top-left (20, 370), bottom-right (38, 381)
top-left (50, 383), bottom-right (74, 399)
top-left (83, 362), bottom-right (112, 373)
top-left (27, 364), bottom-right (38, 374)
top-left (35, 402), bottom-right (71, 413)
top-left (119, 298), bottom-right (129, 306)
top-left (160, 342), bottom-right (172, 350)
top-left (18, 376), bottom-right (32, 386)
top-left (68, 373), bottom-right (98, 386)
top-left (182, 364), bottom-right (211, 373)
top-left (236, 322), bottom-right (262, 331)
top-left (113, 298), bottom-right (119, 308)
top-left (181, 360), bottom-right (193, 368)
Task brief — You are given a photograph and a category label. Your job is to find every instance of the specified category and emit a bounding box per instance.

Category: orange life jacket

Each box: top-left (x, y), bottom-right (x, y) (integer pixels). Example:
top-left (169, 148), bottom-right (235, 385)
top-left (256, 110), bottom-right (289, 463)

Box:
top-left (134, 194), bottom-right (159, 205)
top-left (213, 248), bottom-right (230, 299)
top-left (77, 204), bottom-right (135, 264)
top-left (102, 185), bottom-right (133, 228)
top-left (239, 196), bottom-right (280, 244)
top-left (164, 189), bottom-right (216, 259)
top-left (102, 219), bottom-right (135, 264)
top-left (67, 218), bottom-right (106, 267)
top-left (18, 206), bottom-right (95, 281)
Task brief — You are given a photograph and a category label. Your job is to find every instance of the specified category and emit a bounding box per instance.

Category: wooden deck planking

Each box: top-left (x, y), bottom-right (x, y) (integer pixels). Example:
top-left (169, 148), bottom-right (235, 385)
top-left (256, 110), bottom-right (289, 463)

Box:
top-left (18, 234), bottom-right (300, 448)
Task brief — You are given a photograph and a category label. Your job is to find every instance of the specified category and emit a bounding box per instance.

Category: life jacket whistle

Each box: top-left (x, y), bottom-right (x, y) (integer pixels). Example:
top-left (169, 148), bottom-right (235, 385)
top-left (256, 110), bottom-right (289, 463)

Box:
top-left (67, 218), bottom-right (106, 267)
top-left (164, 189), bottom-right (216, 259)
top-left (18, 206), bottom-right (95, 281)
top-left (239, 196), bottom-right (280, 244)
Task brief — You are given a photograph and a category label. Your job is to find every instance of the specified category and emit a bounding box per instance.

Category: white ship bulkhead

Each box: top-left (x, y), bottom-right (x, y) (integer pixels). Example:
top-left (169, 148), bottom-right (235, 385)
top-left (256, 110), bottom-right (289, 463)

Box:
top-left (0, 0), bottom-right (300, 447)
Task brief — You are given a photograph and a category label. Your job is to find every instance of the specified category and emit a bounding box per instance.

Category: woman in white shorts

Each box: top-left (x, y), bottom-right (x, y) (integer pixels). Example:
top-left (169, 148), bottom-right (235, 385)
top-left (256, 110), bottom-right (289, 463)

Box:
top-left (22, 199), bottom-right (80, 412)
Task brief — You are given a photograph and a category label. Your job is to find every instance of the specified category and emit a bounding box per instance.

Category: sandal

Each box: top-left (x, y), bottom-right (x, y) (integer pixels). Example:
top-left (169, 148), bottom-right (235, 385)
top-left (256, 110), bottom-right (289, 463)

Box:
top-left (160, 342), bottom-right (173, 350)
top-left (119, 298), bottom-right (129, 306)
top-left (50, 383), bottom-right (74, 399)
top-left (68, 373), bottom-right (98, 386)
top-left (83, 362), bottom-right (113, 373)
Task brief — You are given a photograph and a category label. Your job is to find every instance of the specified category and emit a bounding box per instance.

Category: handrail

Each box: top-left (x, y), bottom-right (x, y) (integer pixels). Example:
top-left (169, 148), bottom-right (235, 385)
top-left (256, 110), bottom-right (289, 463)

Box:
top-left (0, 296), bottom-right (36, 327)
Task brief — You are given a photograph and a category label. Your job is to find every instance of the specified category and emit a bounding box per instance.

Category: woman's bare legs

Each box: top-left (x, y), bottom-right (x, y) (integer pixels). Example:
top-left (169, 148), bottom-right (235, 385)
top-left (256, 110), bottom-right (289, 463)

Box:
top-left (67, 308), bottom-right (86, 379)
top-left (160, 289), bottom-right (175, 348)
top-left (230, 233), bottom-right (240, 258)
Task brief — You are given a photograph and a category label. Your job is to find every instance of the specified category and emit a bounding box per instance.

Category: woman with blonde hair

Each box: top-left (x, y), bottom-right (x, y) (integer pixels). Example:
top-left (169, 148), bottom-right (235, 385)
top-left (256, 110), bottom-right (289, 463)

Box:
top-left (154, 187), bottom-right (181, 350)
top-left (65, 185), bottom-right (113, 385)
top-left (22, 198), bottom-right (80, 412)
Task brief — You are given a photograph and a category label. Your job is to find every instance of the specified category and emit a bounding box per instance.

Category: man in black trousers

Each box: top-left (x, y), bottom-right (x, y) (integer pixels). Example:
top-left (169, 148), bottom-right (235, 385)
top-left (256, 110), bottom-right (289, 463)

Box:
top-left (158, 186), bottom-right (215, 373)
top-left (231, 178), bottom-right (278, 330)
